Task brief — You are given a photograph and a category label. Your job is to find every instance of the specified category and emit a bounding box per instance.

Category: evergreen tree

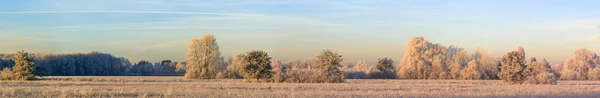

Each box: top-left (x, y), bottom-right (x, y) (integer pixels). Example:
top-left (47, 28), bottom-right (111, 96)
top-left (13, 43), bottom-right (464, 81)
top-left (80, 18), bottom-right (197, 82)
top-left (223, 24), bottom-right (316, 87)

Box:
top-left (239, 50), bottom-right (273, 82)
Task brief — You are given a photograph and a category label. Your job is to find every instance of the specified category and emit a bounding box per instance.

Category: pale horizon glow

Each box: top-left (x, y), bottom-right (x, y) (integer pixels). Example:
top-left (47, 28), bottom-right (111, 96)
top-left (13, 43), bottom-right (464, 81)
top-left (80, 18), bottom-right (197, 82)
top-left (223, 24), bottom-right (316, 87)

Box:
top-left (0, 0), bottom-right (599, 64)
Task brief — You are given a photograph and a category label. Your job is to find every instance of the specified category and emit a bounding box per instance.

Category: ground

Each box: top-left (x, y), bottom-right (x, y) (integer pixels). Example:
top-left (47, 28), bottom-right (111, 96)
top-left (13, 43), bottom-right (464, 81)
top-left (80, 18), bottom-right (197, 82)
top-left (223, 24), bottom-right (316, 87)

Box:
top-left (1, 76), bottom-right (600, 98)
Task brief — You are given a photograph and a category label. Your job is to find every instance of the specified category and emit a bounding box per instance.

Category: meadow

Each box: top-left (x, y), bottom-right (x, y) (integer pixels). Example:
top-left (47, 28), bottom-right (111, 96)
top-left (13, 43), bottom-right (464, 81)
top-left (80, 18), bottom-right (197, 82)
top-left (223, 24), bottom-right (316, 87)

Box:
top-left (2, 76), bottom-right (600, 98)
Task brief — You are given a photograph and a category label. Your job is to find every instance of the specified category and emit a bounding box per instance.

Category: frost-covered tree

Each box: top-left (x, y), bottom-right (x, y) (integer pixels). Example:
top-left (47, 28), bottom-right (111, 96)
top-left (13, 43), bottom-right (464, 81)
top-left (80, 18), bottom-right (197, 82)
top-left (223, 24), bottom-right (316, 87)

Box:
top-left (522, 58), bottom-right (558, 84)
top-left (175, 62), bottom-right (186, 73)
top-left (239, 50), bottom-right (273, 82)
top-left (474, 48), bottom-right (499, 80)
top-left (397, 36), bottom-right (494, 80)
top-left (498, 47), bottom-right (527, 84)
top-left (185, 34), bottom-right (224, 79)
top-left (560, 48), bottom-right (600, 80)
top-left (430, 55), bottom-right (449, 79)
top-left (588, 67), bottom-right (600, 80)
top-left (218, 54), bottom-right (245, 79)
top-left (398, 36), bottom-right (447, 79)
top-left (271, 59), bottom-right (285, 82)
top-left (461, 60), bottom-right (483, 80)
top-left (0, 50), bottom-right (36, 80)
top-left (129, 60), bottom-right (153, 75)
top-left (368, 57), bottom-right (396, 79)
top-left (450, 49), bottom-right (470, 79)
top-left (315, 49), bottom-right (344, 83)
top-left (353, 60), bottom-right (368, 71)
top-left (343, 60), bottom-right (371, 79)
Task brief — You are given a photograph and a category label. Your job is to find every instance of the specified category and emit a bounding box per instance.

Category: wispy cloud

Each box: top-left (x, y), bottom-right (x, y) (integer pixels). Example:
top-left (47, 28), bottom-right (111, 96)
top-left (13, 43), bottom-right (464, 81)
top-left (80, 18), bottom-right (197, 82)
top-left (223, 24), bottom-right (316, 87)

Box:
top-left (11, 10), bottom-right (340, 31)
top-left (533, 19), bottom-right (600, 31)
top-left (0, 11), bottom-right (238, 15)
top-left (568, 34), bottom-right (600, 43)
top-left (140, 39), bottom-right (188, 52)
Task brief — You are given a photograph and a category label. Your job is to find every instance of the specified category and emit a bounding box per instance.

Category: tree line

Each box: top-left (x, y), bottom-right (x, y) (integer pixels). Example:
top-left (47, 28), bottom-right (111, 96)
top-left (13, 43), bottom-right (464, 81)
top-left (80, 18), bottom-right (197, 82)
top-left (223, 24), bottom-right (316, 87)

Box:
top-left (1, 34), bottom-right (598, 84)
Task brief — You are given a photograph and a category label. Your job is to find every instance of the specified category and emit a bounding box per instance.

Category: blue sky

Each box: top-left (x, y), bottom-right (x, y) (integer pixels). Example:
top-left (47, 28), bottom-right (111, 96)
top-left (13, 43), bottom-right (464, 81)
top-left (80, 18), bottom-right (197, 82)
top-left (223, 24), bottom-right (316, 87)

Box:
top-left (0, 0), bottom-right (598, 64)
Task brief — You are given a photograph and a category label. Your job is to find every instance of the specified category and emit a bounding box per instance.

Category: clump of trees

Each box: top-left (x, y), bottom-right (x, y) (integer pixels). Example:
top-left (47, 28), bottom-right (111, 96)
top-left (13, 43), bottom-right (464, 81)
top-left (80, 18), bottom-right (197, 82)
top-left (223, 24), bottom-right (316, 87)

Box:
top-left (367, 57), bottom-right (397, 79)
top-left (126, 60), bottom-right (185, 76)
top-left (1, 50), bottom-right (36, 80)
top-left (498, 46), bottom-right (557, 84)
top-left (524, 58), bottom-right (558, 84)
top-left (239, 50), bottom-right (273, 82)
top-left (184, 34), bottom-right (225, 79)
top-left (559, 48), bottom-right (600, 80)
top-left (397, 36), bottom-right (498, 80)
top-left (217, 54), bottom-right (245, 79)
top-left (342, 60), bottom-right (370, 79)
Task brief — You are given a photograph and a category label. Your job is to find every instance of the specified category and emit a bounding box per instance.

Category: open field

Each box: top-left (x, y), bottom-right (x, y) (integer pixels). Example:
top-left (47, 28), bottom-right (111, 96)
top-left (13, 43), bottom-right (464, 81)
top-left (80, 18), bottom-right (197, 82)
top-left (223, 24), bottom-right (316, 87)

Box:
top-left (2, 76), bottom-right (600, 98)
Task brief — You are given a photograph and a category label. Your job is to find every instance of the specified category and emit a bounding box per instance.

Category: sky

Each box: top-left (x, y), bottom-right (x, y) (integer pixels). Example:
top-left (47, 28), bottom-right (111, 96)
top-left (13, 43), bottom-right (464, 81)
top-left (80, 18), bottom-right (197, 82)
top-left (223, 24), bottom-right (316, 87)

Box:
top-left (0, 0), bottom-right (598, 64)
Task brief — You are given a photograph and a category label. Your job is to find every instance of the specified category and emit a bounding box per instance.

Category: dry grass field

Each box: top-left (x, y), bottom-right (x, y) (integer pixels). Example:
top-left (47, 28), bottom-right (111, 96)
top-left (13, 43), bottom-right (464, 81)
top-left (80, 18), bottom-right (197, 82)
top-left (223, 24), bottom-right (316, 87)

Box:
top-left (2, 76), bottom-right (600, 98)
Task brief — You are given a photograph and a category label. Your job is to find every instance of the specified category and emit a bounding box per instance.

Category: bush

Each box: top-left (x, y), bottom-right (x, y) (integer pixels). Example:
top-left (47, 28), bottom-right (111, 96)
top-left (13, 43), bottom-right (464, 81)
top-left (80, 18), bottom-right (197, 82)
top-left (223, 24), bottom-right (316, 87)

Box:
top-left (283, 69), bottom-right (322, 83)
top-left (0, 68), bottom-right (13, 80)
top-left (281, 50), bottom-right (345, 83)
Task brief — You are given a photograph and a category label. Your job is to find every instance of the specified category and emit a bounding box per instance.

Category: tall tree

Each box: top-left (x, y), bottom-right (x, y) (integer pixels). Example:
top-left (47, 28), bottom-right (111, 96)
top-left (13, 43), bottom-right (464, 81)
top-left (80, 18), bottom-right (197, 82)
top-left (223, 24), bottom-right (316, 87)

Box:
top-left (185, 34), bottom-right (224, 79)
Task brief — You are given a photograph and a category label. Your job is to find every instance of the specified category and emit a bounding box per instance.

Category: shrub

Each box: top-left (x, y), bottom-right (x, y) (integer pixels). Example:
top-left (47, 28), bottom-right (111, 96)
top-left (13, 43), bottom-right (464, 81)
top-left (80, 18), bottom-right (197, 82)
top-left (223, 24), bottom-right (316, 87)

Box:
top-left (0, 68), bottom-right (13, 80)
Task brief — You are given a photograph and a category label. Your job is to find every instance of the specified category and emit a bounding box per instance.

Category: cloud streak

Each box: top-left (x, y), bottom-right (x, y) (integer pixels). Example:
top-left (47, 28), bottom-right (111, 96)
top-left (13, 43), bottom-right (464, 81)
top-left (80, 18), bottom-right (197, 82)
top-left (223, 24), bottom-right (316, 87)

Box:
top-left (0, 11), bottom-right (241, 15)
top-left (140, 39), bottom-right (188, 52)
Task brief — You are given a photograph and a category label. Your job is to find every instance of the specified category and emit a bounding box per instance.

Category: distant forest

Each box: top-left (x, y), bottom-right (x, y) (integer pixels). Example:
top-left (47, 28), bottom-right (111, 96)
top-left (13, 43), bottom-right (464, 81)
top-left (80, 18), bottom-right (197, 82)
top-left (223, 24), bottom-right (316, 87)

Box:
top-left (0, 51), bottom-right (185, 76)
